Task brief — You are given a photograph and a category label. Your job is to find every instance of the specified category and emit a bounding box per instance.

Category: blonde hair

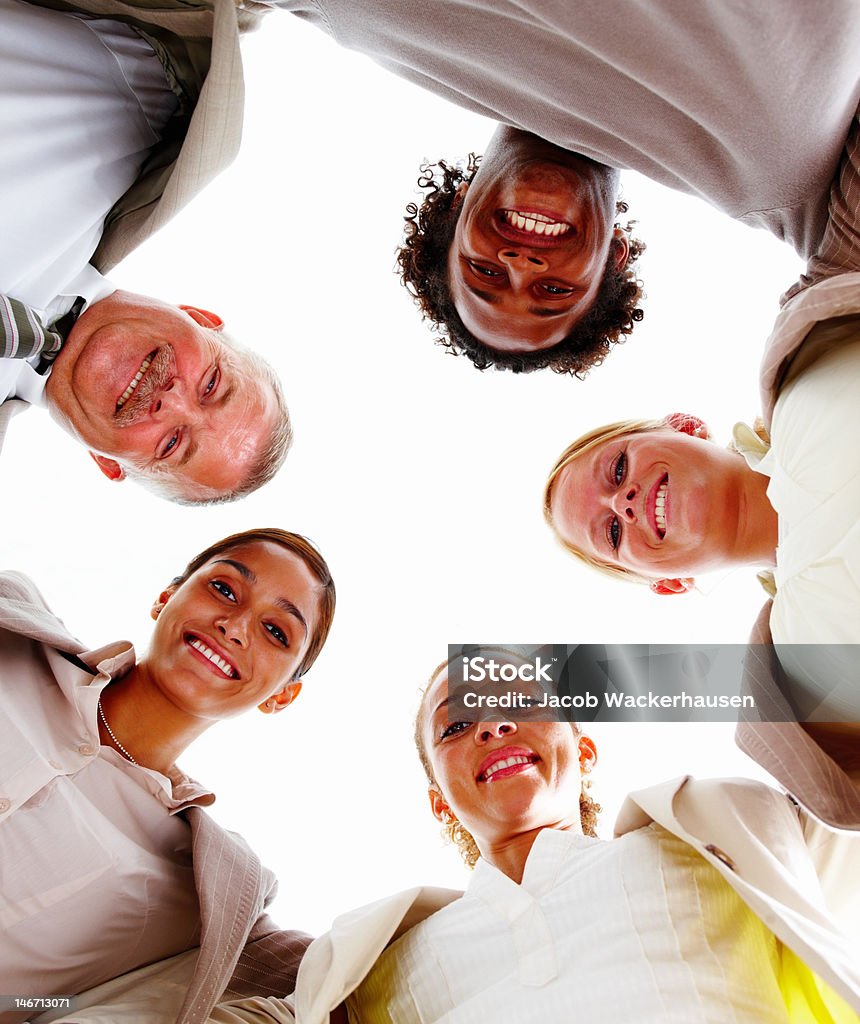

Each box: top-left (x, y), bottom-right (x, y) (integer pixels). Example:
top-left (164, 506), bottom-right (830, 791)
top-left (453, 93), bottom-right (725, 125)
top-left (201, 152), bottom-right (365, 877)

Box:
top-left (415, 651), bottom-right (600, 868)
top-left (543, 418), bottom-right (667, 584)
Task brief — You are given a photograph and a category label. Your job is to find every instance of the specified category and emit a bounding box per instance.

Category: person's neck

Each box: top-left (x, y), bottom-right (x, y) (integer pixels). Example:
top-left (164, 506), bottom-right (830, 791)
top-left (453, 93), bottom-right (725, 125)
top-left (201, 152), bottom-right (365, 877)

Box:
top-left (484, 816), bottom-right (584, 884)
top-left (97, 662), bottom-right (209, 775)
top-left (734, 461), bottom-right (779, 569)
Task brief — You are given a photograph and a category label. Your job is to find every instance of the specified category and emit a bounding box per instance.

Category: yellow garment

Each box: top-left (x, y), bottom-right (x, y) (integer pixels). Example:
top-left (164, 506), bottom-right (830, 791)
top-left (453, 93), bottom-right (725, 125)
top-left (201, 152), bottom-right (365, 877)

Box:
top-left (779, 947), bottom-right (859, 1023)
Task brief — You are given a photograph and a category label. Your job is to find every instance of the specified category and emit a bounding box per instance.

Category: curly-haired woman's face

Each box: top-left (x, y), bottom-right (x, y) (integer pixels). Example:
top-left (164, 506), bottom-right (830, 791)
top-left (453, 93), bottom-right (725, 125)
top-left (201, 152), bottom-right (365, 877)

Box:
top-left (550, 429), bottom-right (753, 579)
top-left (446, 128), bottom-right (626, 354)
top-left (422, 664), bottom-right (585, 852)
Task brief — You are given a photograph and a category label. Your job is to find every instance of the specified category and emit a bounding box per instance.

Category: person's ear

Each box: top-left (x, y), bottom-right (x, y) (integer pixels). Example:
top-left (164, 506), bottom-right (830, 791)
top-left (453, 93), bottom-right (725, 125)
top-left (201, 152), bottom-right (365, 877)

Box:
top-left (611, 227), bottom-right (630, 270)
top-left (578, 735), bottom-right (598, 771)
top-left (428, 787), bottom-right (453, 824)
top-left (258, 680), bottom-right (302, 715)
top-left (663, 413), bottom-right (709, 439)
top-left (649, 577), bottom-right (695, 596)
top-left (151, 587), bottom-right (177, 620)
top-left (178, 306), bottom-right (224, 331)
top-left (88, 452), bottom-right (125, 482)
top-left (453, 181), bottom-right (469, 207)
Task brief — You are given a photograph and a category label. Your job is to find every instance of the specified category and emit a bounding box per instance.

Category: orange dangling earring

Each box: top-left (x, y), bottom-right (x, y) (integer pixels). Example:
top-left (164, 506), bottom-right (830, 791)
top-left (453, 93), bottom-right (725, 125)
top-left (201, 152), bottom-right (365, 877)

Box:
top-left (578, 735), bottom-right (597, 772)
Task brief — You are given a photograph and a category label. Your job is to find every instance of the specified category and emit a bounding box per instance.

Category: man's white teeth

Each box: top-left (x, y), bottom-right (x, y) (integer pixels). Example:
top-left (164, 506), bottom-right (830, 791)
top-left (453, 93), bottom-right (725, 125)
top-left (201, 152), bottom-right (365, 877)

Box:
top-left (484, 754), bottom-right (532, 780)
top-left (116, 354), bottom-right (153, 410)
top-left (655, 480), bottom-right (668, 535)
top-left (503, 210), bottom-right (569, 237)
top-left (189, 638), bottom-right (235, 678)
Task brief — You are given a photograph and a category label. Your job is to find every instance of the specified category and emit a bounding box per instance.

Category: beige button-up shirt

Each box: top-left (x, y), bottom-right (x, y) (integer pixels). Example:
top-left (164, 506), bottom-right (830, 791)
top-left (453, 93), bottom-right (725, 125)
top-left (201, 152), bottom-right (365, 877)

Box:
top-left (0, 629), bottom-right (214, 1019)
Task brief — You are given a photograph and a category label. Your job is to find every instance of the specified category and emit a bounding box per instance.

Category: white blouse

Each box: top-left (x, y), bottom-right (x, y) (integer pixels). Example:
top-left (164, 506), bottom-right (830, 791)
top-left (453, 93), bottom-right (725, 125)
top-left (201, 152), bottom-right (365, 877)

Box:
top-left (348, 825), bottom-right (791, 1023)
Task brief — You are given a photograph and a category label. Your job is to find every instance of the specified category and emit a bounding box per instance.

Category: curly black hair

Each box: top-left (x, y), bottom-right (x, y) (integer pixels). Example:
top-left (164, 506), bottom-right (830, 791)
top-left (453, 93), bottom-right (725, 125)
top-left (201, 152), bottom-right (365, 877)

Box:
top-left (397, 157), bottom-right (645, 376)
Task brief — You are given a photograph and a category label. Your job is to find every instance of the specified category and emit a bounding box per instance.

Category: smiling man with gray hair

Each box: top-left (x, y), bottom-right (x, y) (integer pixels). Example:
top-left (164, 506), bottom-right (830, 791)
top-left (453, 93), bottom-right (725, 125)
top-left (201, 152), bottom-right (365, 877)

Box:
top-left (0, 0), bottom-right (289, 504)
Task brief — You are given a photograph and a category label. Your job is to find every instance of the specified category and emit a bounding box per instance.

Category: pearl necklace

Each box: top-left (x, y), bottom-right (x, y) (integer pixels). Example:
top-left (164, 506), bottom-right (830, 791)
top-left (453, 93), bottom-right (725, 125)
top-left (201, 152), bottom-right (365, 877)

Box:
top-left (98, 697), bottom-right (138, 766)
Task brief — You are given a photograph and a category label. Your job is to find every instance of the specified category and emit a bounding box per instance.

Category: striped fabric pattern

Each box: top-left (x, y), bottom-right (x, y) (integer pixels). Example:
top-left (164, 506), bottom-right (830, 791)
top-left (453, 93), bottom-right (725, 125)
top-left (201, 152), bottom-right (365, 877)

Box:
top-left (782, 104), bottom-right (860, 304)
top-left (0, 294), bottom-right (65, 361)
top-left (737, 604), bottom-right (860, 831)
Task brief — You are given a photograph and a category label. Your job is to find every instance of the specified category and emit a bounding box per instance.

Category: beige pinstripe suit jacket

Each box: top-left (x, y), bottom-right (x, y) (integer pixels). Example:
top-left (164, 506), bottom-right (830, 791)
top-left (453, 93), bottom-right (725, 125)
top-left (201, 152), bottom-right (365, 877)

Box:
top-left (0, 572), bottom-right (310, 1024)
top-left (737, 105), bottom-right (860, 829)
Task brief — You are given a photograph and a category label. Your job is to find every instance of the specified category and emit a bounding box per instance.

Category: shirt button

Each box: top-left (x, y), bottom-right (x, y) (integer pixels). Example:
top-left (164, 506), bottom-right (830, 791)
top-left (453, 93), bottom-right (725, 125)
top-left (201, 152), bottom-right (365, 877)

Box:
top-left (705, 844), bottom-right (736, 871)
top-left (78, 743), bottom-right (97, 757)
top-left (0, 798), bottom-right (11, 813)
top-left (49, 759), bottom-right (62, 770)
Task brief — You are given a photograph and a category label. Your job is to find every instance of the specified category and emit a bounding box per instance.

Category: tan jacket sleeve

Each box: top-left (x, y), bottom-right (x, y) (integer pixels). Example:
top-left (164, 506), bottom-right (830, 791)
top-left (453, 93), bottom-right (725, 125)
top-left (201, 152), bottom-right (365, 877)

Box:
top-left (783, 105), bottom-right (860, 303)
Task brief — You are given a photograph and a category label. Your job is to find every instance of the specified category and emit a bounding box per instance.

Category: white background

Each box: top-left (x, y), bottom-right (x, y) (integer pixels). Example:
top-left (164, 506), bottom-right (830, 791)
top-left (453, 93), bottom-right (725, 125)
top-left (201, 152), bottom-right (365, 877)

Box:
top-left (3, 16), bottom-right (804, 933)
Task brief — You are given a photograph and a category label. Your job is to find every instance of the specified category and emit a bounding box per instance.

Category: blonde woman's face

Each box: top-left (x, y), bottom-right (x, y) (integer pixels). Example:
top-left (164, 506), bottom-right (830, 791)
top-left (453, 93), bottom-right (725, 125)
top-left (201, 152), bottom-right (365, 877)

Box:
top-left (550, 429), bottom-right (748, 578)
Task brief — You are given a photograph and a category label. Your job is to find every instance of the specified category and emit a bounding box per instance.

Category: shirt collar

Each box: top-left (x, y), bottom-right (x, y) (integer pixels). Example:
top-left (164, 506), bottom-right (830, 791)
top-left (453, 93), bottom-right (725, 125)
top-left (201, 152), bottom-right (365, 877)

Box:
top-left (64, 640), bottom-right (216, 812)
top-left (731, 421), bottom-right (771, 471)
top-left (47, 264), bottom-right (117, 322)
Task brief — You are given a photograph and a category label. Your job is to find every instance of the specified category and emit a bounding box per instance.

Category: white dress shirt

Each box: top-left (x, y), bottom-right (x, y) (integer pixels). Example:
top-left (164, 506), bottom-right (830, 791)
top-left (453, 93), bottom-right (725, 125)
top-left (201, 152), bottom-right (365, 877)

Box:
top-left (0, 629), bottom-right (213, 1019)
top-left (0, 0), bottom-right (176, 406)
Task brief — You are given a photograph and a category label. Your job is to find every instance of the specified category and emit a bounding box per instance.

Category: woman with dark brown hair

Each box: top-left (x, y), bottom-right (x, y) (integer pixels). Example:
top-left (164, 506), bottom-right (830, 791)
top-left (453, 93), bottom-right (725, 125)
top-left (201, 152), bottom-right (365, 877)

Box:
top-left (0, 528), bottom-right (335, 1024)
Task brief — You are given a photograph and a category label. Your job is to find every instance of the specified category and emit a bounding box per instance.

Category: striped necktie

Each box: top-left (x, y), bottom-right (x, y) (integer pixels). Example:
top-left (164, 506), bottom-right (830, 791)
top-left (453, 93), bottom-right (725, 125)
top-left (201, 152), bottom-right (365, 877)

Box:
top-left (0, 294), bottom-right (83, 365)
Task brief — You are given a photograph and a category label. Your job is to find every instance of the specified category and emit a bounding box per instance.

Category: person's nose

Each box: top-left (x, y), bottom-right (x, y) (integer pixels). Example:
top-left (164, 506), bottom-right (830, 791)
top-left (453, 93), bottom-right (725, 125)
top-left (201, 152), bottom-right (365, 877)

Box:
top-left (610, 483), bottom-right (639, 521)
top-left (215, 610), bottom-right (250, 648)
top-left (149, 379), bottom-right (194, 419)
top-left (475, 720), bottom-right (518, 743)
top-left (496, 248), bottom-right (549, 284)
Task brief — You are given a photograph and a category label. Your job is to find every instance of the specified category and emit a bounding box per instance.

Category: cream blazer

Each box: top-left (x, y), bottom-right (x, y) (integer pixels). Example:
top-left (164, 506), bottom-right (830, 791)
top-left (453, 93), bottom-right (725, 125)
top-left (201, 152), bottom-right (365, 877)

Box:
top-left (0, 572), bottom-right (309, 1024)
top-left (289, 777), bottom-right (860, 1024)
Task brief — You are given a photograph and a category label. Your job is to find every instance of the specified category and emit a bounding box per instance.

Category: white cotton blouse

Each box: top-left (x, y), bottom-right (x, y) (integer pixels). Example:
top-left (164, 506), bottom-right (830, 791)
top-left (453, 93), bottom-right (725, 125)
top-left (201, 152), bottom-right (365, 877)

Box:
top-left (347, 825), bottom-right (791, 1024)
top-left (735, 319), bottom-right (860, 720)
top-left (0, 632), bottom-right (213, 1015)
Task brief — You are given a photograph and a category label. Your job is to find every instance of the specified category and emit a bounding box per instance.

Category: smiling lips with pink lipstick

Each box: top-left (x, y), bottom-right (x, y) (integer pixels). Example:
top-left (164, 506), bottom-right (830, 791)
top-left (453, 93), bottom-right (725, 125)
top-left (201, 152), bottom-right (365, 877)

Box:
top-left (184, 633), bottom-right (239, 681)
top-left (646, 474), bottom-right (670, 540)
top-left (477, 746), bottom-right (539, 783)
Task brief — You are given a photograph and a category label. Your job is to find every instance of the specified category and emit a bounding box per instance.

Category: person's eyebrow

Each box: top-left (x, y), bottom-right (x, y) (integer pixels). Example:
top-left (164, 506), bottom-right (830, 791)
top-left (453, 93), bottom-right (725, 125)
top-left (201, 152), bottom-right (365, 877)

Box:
top-left (213, 559), bottom-right (309, 636)
top-left (432, 696), bottom-right (450, 718)
top-left (177, 436), bottom-right (200, 469)
top-left (213, 558), bottom-right (256, 582)
top-left (528, 306), bottom-right (575, 318)
top-left (275, 597), bottom-right (308, 638)
top-left (465, 285), bottom-right (500, 305)
top-left (466, 285), bottom-right (575, 320)
top-left (589, 516), bottom-right (603, 555)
